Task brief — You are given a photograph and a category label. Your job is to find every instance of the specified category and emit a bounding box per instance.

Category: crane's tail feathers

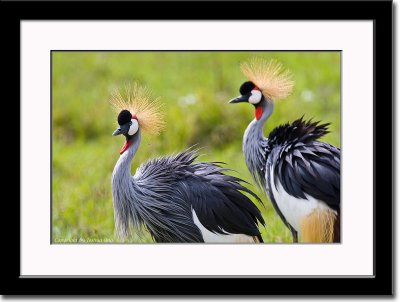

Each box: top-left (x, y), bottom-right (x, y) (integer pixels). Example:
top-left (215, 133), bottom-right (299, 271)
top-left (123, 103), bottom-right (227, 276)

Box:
top-left (300, 208), bottom-right (337, 243)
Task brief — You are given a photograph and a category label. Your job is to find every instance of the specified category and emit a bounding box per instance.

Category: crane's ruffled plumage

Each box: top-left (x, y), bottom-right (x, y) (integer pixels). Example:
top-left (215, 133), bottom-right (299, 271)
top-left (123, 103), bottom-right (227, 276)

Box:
top-left (267, 118), bottom-right (340, 210)
top-left (112, 147), bottom-right (265, 243)
top-left (240, 58), bottom-right (294, 100)
top-left (110, 83), bottom-right (165, 135)
top-left (134, 148), bottom-right (265, 242)
top-left (243, 115), bottom-right (340, 242)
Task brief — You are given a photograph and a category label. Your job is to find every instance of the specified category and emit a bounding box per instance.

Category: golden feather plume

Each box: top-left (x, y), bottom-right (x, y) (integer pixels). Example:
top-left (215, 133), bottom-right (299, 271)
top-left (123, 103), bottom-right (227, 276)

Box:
top-left (110, 83), bottom-right (165, 135)
top-left (240, 58), bottom-right (294, 100)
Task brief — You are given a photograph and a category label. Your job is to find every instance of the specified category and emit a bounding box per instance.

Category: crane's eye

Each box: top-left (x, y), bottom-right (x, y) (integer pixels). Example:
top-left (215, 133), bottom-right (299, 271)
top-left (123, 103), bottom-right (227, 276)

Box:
top-left (249, 90), bottom-right (262, 104)
top-left (128, 119), bottom-right (139, 135)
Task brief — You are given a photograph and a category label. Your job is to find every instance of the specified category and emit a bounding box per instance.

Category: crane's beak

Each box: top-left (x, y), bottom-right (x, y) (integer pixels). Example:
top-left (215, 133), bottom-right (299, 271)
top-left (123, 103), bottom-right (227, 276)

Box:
top-left (112, 128), bottom-right (122, 136)
top-left (112, 123), bottom-right (130, 136)
top-left (229, 94), bottom-right (250, 104)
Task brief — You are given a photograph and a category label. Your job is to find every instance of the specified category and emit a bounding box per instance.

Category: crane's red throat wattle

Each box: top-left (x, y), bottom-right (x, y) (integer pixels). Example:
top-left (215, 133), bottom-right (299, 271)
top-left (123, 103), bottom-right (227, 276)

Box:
top-left (120, 139), bottom-right (133, 155)
top-left (255, 106), bottom-right (263, 120)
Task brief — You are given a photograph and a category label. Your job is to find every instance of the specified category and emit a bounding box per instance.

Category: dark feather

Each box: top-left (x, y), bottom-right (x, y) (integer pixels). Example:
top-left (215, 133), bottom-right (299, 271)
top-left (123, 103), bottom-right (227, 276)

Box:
top-left (135, 148), bottom-right (265, 242)
top-left (243, 114), bottom-right (340, 242)
top-left (268, 116), bottom-right (330, 148)
top-left (269, 130), bottom-right (340, 211)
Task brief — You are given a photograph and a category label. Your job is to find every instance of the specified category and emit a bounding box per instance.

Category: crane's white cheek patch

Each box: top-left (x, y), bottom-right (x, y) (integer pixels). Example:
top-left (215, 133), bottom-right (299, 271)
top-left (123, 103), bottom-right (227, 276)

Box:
top-left (249, 90), bottom-right (262, 104)
top-left (128, 119), bottom-right (139, 135)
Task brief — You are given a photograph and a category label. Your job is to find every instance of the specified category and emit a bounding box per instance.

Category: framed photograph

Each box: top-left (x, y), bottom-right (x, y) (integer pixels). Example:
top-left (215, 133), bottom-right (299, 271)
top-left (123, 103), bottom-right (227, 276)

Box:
top-left (5, 0), bottom-right (393, 295)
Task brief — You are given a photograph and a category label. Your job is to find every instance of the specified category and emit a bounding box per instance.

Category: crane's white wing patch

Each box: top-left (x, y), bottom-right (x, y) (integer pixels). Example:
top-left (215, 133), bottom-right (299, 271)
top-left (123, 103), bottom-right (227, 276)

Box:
top-left (269, 166), bottom-right (331, 234)
top-left (192, 209), bottom-right (255, 243)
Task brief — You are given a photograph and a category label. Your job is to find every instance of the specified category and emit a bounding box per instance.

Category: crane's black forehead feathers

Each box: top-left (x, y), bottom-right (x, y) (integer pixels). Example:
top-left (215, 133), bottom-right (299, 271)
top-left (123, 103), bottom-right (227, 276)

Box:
top-left (117, 110), bottom-right (132, 125)
top-left (239, 81), bottom-right (256, 95)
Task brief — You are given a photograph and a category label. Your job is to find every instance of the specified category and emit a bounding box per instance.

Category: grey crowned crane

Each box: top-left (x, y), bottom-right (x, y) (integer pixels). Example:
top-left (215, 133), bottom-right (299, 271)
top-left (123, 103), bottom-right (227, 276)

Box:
top-left (110, 84), bottom-right (265, 243)
top-left (229, 59), bottom-right (340, 243)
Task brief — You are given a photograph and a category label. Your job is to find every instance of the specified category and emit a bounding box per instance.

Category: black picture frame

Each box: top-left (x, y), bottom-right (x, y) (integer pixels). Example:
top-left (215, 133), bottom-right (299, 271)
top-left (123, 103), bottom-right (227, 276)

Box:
top-left (4, 0), bottom-right (393, 296)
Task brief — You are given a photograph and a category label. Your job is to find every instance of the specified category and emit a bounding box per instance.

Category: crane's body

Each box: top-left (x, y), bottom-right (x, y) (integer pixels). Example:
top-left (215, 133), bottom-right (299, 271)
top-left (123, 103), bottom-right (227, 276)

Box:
top-left (110, 84), bottom-right (265, 243)
top-left (242, 104), bottom-right (340, 242)
top-left (230, 59), bottom-right (340, 243)
top-left (112, 132), bottom-right (264, 243)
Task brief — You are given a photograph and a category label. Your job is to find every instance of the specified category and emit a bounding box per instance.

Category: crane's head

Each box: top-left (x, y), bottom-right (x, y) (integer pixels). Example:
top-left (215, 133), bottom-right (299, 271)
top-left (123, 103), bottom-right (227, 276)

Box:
top-left (112, 109), bottom-right (140, 154)
top-left (110, 83), bottom-right (165, 155)
top-left (229, 58), bottom-right (294, 120)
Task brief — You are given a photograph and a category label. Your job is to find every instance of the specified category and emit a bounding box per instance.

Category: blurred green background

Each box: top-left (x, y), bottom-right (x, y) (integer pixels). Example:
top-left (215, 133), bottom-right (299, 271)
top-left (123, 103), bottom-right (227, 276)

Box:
top-left (52, 52), bottom-right (340, 243)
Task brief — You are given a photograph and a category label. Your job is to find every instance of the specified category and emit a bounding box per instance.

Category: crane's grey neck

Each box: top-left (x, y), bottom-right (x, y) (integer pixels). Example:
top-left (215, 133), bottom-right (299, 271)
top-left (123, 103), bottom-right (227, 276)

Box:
top-left (242, 100), bottom-right (274, 189)
top-left (113, 132), bottom-right (141, 179)
top-left (111, 131), bottom-right (142, 238)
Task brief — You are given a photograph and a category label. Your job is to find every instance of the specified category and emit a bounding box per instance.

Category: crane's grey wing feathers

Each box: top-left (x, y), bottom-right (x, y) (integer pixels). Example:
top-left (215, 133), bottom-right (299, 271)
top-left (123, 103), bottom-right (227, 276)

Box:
top-left (186, 169), bottom-right (265, 242)
top-left (264, 117), bottom-right (340, 210)
top-left (131, 149), bottom-right (204, 242)
top-left (131, 148), bottom-right (265, 243)
top-left (272, 141), bottom-right (340, 210)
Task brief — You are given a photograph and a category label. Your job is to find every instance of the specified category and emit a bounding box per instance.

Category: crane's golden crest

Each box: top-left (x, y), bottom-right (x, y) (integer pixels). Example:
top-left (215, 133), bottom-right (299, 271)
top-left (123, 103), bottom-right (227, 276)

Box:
top-left (110, 83), bottom-right (165, 135)
top-left (240, 58), bottom-right (294, 100)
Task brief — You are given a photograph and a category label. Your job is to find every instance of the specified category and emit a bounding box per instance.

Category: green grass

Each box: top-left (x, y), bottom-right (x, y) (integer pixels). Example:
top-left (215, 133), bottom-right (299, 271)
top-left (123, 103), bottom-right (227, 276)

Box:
top-left (52, 51), bottom-right (340, 243)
